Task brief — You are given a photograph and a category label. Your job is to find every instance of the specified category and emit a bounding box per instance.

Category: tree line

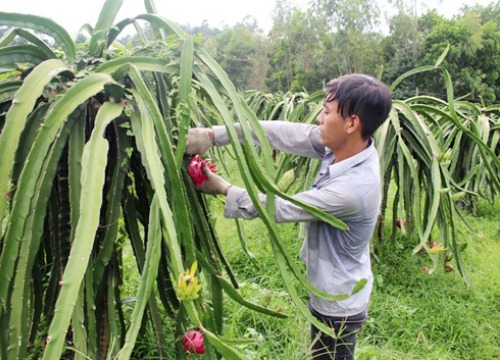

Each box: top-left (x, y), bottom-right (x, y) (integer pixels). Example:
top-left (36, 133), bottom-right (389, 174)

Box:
top-left (167, 0), bottom-right (499, 104)
top-left (2, 1), bottom-right (498, 103)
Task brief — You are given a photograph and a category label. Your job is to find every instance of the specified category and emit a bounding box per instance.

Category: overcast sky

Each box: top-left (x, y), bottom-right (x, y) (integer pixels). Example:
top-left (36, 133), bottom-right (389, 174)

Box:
top-left (1, 0), bottom-right (496, 36)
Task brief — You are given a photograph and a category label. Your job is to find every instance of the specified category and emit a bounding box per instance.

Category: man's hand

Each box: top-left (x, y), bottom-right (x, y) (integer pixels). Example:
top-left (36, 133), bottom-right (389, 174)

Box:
top-left (197, 162), bottom-right (232, 196)
top-left (185, 128), bottom-right (214, 156)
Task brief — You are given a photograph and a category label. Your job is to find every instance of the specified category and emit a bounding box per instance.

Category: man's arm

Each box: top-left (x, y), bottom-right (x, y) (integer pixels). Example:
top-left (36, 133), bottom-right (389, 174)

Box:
top-left (215, 121), bottom-right (325, 158)
top-left (187, 121), bottom-right (325, 159)
top-left (194, 161), bottom-right (322, 222)
top-left (224, 184), bottom-right (357, 223)
top-left (194, 153), bottom-right (359, 223)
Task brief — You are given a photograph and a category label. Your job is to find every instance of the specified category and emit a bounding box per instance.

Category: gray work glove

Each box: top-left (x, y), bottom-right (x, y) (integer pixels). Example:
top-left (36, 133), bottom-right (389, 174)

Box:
top-left (185, 128), bottom-right (214, 156)
top-left (197, 162), bottom-right (233, 196)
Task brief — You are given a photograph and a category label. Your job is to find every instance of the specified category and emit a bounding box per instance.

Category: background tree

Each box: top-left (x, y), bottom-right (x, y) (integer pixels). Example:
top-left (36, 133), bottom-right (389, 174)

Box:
top-left (107, 0), bottom-right (500, 105)
top-left (381, 11), bottom-right (420, 98)
top-left (266, 3), bottom-right (327, 92)
top-left (310, 0), bottom-right (385, 76)
top-left (213, 17), bottom-right (268, 90)
top-left (415, 4), bottom-right (500, 102)
top-left (463, 1), bottom-right (500, 102)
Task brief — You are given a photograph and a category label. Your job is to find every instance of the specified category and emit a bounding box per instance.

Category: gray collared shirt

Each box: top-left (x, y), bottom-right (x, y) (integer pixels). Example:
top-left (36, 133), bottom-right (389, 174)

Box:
top-left (213, 121), bottom-right (380, 317)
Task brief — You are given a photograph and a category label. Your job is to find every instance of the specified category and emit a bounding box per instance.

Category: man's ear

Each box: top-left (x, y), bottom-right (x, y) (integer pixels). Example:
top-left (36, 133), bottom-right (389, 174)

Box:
top-left (346, 115), bottom-right (361, 134)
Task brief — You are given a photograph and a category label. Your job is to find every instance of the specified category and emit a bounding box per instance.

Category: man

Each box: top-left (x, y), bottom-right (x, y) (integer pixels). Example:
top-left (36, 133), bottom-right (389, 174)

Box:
top-left (186, 74), bottom-right (392, 359)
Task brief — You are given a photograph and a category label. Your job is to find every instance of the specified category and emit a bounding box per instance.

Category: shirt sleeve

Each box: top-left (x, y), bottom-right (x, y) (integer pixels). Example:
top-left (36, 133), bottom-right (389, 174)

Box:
top-left (224, 183), bottom-right (358, 223)
top-left (213, 121), bottom-right (325, 159)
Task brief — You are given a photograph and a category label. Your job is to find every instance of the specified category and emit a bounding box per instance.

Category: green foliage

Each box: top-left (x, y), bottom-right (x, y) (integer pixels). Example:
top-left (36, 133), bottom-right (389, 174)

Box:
top-left (103, 1), bottom-right (500, 104)
top-left (267, 6), bottom-right (326, 92)
top-left (381, 11), bottom-right (419, 99)
top-left (419, 16), bottom-right (479, 97)
top-left (214, 22), bottom-right (267, 90)
top-left (266, 2), bottom-right (385, 92)
top-left (311, 0), bottom-right (380, 33)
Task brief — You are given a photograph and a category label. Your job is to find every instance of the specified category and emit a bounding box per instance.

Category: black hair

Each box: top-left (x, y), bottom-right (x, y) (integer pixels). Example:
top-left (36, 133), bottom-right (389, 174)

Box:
top-left (325, 74), bottom-right (392, 139)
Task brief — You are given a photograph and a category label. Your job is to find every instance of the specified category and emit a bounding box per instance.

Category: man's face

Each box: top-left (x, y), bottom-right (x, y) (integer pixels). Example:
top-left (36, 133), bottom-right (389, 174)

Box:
top-left (316, 100), bottom-right (349, 151)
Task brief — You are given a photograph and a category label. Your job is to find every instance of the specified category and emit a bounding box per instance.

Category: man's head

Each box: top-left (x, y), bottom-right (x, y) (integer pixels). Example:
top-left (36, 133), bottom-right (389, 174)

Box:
top-left (324, 74), bottom-right (392, 140)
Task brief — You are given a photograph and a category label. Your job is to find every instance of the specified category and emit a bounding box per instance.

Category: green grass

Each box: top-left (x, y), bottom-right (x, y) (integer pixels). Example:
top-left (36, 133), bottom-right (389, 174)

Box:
top-left (209, 197), bottom-right (500, 360)
top-left (364, 200), bottom-right (499, 360)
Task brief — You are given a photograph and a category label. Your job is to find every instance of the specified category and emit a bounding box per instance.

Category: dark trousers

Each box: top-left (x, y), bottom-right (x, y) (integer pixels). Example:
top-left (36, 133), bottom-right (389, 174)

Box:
top-left (310, 307), bottom-right (367, 360)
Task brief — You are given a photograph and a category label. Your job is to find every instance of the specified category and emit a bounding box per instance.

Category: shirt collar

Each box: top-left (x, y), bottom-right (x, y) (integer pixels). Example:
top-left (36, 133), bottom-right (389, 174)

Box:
top-left (326, 139), bottom-right (377, 179)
